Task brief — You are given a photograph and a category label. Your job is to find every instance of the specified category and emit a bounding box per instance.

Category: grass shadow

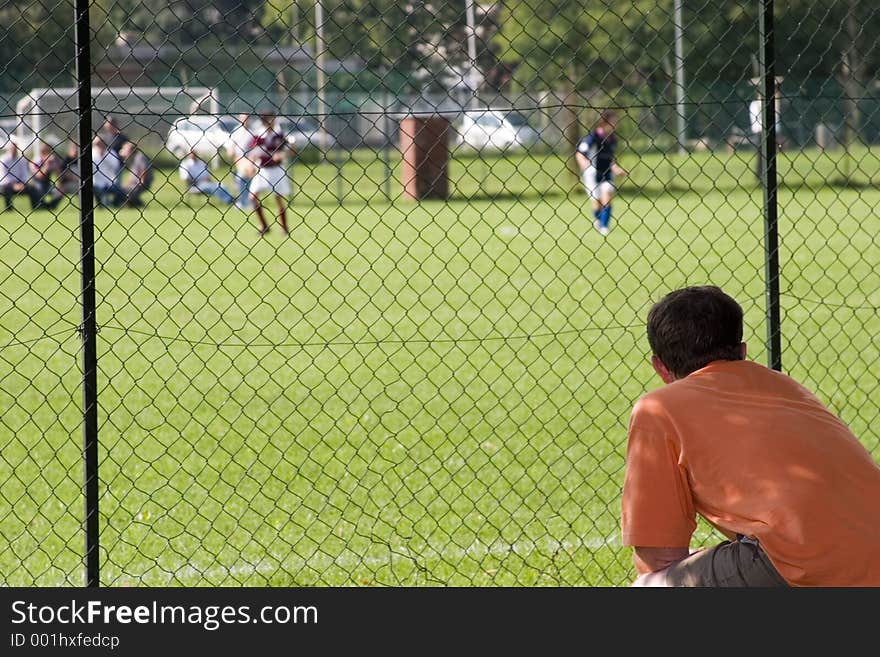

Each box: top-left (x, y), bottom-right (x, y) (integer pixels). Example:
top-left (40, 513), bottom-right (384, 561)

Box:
top-left (447, 188), bottom-right (572, 204)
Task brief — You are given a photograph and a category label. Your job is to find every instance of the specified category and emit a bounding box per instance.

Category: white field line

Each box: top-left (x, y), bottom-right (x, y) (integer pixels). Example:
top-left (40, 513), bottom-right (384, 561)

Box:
top-left (103, 535), bottom-right (618, 585)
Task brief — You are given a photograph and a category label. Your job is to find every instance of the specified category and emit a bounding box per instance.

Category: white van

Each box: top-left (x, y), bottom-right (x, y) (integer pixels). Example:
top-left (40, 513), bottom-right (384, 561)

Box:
top-left (166, 115), bottom-right (237, 158)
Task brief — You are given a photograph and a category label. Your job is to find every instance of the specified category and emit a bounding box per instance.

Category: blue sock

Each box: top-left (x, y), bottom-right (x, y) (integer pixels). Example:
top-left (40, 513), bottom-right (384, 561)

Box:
top-left (593, 208), bottom-right (601, 221)
top-left (599, 204), bottom-right (612, 228)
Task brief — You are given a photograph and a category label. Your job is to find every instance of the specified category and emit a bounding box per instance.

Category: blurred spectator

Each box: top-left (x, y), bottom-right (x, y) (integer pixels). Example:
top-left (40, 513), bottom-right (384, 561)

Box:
top-left (29, 142), bottom-right (63, 210)
top-left (120, 141), bottom-right (153, 207)
top-left (179, 150), bottom-right (234, 204)
top-left (1, 140), bottom-right (46, 211)
top-left (226, 112), bottom-right (255, 210)
top-left (92, 135), bottom-right (124, 207)
top-left (102, 116), bottom-right (130, 156)
top-left (58, 141), bottom-right (80, 195)
top-left (1, 140), bottom-right (32, 211)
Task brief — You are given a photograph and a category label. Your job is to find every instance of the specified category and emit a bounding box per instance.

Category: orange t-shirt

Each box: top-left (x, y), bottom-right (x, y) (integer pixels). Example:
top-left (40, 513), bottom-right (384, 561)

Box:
top-left (621, 359), bottom-right (880, 586)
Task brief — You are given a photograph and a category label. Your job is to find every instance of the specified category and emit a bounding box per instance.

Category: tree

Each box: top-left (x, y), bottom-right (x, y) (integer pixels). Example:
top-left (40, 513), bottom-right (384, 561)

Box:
top-left (259, 1), bottom-right (493, 93)
top-left (0, 0), bottom-right (119, 91)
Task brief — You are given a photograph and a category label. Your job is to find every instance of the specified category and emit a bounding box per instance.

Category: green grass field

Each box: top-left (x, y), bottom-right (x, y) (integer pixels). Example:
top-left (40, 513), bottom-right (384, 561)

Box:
top-left (1, 145), bottom-right (878, 586)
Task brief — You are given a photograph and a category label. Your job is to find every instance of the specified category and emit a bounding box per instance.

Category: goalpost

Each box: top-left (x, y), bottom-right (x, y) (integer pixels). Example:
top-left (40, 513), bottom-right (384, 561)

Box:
top-left (14, 86), bottom-right (220, 160)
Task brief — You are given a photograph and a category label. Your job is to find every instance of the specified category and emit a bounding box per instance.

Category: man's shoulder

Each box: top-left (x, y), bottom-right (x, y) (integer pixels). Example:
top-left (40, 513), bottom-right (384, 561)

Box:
top-left (629, 387), bottom-right (677, 424)
top-left (640, 360), bottom-right (805, 410)
top-left (630, 365), bottom-right (734, 416)
top-left (628, 371), bottom-right (733, 435)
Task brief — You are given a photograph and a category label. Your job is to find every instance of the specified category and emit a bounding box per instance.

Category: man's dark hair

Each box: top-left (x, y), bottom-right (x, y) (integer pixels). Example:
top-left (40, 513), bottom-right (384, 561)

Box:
top-left (647, 286), bottom-right (744, 378)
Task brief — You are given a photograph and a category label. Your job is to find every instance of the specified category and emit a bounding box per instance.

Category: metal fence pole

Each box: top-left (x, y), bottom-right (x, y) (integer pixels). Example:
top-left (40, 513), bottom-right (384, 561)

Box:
top-left (465, 0), bottom-right (479, 111)
top-left (673, 0), bottom-right (687, 154)
top-left (759, 0), bottom-right (782, 372)
top-left (74, 0), bottom-right (100, 587)
top-left (314, 0), bottom-right (328, 154)
top-left (381, 67), bottom-right (392, 201)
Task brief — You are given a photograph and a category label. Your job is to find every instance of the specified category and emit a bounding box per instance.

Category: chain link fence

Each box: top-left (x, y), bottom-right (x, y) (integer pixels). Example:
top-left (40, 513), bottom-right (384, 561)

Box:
top-left (1, 0), bottom-right (878, 587)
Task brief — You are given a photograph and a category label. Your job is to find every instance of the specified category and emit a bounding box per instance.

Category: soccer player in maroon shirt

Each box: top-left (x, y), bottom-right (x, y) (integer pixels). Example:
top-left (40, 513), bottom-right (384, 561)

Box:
top-left (247, 109), bottom-right (295, 235)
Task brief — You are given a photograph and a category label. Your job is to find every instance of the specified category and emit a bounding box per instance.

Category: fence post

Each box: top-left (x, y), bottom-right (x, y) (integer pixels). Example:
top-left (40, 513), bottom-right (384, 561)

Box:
top-left (74, 0), bottom-right (100, 587)
top-left (381, 70), bottom-right (392, 202)
top-left (759, 0), bottom-right (782, 372)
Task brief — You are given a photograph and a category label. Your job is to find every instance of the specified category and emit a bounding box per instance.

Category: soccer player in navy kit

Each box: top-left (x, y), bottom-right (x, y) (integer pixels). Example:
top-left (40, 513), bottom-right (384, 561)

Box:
top-left (575, 110), bottom-right (627, 236)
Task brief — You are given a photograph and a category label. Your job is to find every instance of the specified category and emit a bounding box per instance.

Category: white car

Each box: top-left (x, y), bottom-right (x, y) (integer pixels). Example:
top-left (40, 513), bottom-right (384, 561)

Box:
top-left (454, 110), bottom-right (540, 151)
top-left (166, 115), bottom-right (236, 158)
top-left (285, 117), bottom-right (337, 151)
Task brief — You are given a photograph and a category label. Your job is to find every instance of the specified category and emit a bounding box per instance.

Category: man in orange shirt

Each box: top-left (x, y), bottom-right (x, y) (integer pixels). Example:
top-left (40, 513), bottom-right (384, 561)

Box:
top-left (622, 285), bottom-right (880, 586)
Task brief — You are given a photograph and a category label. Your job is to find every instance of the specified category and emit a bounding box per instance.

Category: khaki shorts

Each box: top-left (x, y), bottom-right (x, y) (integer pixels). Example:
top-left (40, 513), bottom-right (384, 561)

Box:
top-left (664, 539), bottom-right (789, 587)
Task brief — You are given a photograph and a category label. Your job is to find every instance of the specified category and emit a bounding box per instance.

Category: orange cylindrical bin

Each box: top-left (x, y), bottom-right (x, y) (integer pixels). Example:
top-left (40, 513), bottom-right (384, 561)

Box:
top-left (399, 115), bottom-right (451, 200)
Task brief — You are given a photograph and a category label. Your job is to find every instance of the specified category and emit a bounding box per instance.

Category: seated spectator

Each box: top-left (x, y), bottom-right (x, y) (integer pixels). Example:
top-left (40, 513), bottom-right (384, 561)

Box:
top-left (1, 140), bottom-right (31, 211)
top-left (119, 142), bottom-right (153, 207)
top-left (1, 140), bottom-right (49, 212)
top-left (58, 141), bottom-right (80, 195)
top-left (102, 116), bottom-right (130, 156)
top-left (29, 142), bottom-right (63, 210)
top-left (178, 150), bottom-right (234, 204)
top-left (92, 135), bottom-right (124, 208)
